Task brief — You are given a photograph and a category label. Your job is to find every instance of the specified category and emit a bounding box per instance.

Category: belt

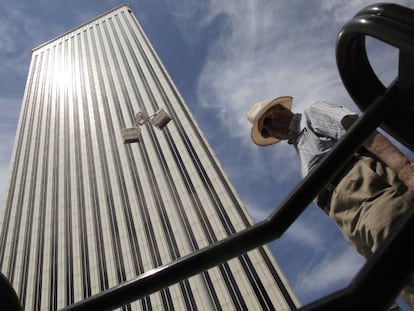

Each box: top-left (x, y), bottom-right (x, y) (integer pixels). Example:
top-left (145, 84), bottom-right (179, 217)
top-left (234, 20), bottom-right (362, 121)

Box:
top-left (317, 154), bottom-right (360, 213)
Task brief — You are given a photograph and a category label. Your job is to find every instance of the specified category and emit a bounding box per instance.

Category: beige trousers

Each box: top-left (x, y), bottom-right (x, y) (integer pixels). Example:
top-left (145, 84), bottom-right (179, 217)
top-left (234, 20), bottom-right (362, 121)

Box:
top-left (329, 155), bottom-right (414, 310)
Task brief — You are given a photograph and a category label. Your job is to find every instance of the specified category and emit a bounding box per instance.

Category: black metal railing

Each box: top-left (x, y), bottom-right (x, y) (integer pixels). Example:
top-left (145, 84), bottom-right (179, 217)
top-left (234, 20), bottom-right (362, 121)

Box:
top-left (336, 2), bottom-right (414, 151)
top-left (2, 3), bottom-right (413, 311)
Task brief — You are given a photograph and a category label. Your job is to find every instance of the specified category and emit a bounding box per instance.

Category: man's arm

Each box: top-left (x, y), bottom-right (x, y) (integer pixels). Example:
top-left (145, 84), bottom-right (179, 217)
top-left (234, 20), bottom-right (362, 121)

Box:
top-left (342, 115), bottom-right (414, 192)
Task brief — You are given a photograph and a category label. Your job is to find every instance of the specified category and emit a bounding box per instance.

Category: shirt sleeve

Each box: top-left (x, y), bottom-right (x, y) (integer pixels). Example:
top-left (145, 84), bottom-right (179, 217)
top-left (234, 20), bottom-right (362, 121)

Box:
top-left (304, 101), bottom-right (357, 139)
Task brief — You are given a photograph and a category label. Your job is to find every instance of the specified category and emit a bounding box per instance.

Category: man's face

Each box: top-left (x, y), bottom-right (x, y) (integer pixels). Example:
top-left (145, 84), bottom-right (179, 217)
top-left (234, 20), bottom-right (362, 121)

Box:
top-left (258, 104), bottom-right (293, 141)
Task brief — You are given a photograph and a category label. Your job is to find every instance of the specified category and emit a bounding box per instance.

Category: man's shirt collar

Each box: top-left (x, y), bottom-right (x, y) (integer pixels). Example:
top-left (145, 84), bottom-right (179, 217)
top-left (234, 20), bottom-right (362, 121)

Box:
top-left (288, 113), bottom-right (302, 145)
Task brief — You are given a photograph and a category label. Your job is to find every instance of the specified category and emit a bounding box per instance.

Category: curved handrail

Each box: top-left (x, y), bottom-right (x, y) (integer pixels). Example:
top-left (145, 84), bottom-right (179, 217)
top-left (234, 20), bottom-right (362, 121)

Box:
top-left (354, 2), bottom-right (414, 26)
top-left (336, 3), bottom-right (414, 151)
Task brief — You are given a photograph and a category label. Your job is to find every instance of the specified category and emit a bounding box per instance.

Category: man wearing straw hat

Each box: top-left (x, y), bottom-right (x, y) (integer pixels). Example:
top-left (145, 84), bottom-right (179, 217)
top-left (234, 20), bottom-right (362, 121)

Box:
top-left (247, 96), bottom-right (414, 310)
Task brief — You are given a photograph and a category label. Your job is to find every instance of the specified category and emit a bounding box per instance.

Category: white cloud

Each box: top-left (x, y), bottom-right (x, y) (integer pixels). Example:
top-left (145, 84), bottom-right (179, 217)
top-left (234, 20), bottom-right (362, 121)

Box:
top-left (285, 218), bottom-right (328, 251)
top-left (163, 0), bottom-right (414, 186)
top-left (321, 0), bottom-right (412, 24)
top-left (166, 0), bottom-right (413, 118)
top-left (295, 248), bottom-right (364, 300)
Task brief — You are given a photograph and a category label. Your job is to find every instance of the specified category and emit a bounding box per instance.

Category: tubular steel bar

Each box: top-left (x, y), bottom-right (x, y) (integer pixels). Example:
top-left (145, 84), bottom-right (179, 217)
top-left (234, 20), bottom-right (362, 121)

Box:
top-left (336, 2), bottom-right (414, 151)
top-left (61, 3), bottom-right (414, 311)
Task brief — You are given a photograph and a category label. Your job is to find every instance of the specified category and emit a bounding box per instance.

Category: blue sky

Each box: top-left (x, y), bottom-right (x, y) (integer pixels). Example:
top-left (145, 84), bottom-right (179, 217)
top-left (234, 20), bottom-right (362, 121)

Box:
top-left (1, 0), bottom-right (413, 309)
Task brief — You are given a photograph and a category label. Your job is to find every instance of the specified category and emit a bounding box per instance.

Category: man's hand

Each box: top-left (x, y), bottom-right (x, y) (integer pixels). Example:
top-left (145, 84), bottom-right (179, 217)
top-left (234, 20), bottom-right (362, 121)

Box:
top-left (363, 132), bottom-right (414, 193)
top-left (398, 161), bottom-right (414, 193)
top-left (342, 114), bottom-right (414, 193)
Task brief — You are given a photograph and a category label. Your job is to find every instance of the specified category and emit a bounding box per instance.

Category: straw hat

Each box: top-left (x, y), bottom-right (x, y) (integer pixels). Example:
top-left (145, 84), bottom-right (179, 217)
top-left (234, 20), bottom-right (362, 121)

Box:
top-left (247, 96), bottom-right (293, 146)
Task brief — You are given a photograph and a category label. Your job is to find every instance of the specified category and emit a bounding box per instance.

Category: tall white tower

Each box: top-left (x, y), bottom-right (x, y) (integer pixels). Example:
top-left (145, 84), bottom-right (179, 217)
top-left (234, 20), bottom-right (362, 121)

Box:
top-left (0, 5), bottom-right (299, 310)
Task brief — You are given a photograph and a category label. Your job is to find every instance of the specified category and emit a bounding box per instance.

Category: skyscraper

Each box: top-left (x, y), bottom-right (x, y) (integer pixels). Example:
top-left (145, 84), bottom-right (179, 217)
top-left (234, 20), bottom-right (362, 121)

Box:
top-left (0, 5), bottom-right (299, 311)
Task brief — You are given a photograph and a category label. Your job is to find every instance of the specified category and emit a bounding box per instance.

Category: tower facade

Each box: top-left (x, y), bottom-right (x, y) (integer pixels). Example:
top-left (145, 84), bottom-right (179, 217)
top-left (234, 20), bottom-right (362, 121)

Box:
top-left (0, 5), bottom-right (299, 310)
